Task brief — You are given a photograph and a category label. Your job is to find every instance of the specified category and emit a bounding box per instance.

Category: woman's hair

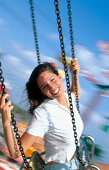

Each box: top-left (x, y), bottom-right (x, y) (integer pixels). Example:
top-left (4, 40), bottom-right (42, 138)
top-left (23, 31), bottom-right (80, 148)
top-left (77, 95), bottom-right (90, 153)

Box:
top-left (26, 62), bottom-right (58, 115)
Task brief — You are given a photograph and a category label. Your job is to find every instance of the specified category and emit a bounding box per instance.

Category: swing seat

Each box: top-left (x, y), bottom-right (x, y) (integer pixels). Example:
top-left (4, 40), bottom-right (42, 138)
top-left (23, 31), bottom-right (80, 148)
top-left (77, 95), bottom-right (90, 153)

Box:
top-left (20, 151), bottom-right (45, 170)
top-left (79, 135), bottom-right (101, 170)
top-left (20, 135), bottom-right (101, 170)
top-left (80, 135), bottom-right (95, 163)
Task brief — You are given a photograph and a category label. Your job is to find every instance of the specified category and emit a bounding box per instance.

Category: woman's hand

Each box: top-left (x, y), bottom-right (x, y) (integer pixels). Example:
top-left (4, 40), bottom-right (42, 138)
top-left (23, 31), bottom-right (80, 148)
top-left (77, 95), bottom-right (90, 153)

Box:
top-left (0, 90), bottom-right (13, 124)
top-left (69, 58), bottom-right (80, 77)
top-left (70, 58), bottom-right (81, 98)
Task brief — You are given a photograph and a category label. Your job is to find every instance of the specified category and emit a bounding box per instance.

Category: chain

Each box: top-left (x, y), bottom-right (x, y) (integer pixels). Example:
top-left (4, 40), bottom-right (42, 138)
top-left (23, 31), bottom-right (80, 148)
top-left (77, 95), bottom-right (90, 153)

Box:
top-left (67, 0), bottom-right (80, 114)
top-left (0, 62), bottom-right (32, 169)
top-left (29, 0), bottom-right (40, 65)
top-left (54, 0), bottom-right (85, 167)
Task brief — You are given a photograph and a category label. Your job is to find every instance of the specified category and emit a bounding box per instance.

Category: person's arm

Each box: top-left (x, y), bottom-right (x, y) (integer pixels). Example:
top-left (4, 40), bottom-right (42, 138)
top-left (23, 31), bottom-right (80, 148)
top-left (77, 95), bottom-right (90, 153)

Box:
top-left (90, 162), bottom-right (109, 170)
top-left (0, 92), bottom-right (37, 159)
top-left (69, 58), bottom-right (81, 98)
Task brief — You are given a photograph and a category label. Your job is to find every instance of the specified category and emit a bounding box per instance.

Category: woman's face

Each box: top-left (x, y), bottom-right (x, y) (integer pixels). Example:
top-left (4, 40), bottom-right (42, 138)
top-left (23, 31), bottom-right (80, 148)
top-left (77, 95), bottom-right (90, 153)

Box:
top-left (37, 70), bottom-right (64, 100)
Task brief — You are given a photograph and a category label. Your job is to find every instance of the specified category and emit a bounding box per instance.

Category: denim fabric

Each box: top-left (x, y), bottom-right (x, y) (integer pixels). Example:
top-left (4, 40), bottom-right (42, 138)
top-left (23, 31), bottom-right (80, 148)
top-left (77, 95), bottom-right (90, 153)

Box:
top-left (44, 157), bottom-right (79, 170)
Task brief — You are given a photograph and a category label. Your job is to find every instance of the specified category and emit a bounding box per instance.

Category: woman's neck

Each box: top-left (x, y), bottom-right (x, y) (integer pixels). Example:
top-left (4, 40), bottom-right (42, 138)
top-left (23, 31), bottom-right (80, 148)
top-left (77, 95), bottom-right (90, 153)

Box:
top-left (57, 94), bottom-right (70, 111)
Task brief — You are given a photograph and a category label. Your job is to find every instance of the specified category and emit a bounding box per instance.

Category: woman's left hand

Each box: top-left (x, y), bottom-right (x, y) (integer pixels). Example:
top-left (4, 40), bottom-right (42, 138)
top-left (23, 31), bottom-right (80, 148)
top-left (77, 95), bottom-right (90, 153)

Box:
top-left (69, 58), bottom-right (80, 76)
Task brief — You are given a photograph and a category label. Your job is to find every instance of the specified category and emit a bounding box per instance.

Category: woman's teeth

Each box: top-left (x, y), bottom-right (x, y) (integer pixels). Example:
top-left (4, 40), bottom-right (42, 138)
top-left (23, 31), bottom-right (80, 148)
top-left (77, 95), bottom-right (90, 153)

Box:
top-left (53, 88), bottom-right (59, 95)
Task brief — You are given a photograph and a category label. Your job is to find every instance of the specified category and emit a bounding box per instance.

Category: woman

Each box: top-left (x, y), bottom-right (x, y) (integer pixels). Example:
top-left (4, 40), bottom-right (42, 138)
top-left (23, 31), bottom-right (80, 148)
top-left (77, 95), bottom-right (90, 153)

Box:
top-left (0, 58), bottom-right (109, 169)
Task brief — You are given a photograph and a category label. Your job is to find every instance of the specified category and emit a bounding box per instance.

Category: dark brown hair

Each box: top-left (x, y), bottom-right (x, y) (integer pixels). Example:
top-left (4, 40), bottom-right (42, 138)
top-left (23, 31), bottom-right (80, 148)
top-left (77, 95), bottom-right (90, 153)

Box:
top-left (26, 62), bottom-right (58, 115)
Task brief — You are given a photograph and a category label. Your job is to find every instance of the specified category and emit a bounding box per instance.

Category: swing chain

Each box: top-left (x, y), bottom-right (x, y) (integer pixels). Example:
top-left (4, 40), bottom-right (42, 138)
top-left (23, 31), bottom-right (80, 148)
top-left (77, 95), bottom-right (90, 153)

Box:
top-left (0, 62), bottom-right (32, 170)
top-left (67, 0), bottom-right (80, 114)
top-left (54, 0), bottom-right (86, 168)
top-left (29, 0), bottom-right (40, 65)
top-left (67, 0), bottom-right (75, 59)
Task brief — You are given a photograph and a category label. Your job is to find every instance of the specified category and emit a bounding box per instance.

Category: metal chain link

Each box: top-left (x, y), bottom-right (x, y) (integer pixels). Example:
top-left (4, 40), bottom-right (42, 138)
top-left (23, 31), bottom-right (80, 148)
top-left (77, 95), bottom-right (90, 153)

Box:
top-left (54, 0), bottom-right (85, 168)
top-left (0, 62), bottom-right (32, 169)
top-left (67, 0), bottom-right (80, 114)
top-left (29, 0), bottom-right (40, 65)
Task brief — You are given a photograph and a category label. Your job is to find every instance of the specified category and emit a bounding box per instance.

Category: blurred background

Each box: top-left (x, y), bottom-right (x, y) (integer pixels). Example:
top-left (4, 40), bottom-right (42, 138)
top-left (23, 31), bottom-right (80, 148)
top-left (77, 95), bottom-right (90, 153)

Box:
top-left (0, 0), bottom-right (109, 169)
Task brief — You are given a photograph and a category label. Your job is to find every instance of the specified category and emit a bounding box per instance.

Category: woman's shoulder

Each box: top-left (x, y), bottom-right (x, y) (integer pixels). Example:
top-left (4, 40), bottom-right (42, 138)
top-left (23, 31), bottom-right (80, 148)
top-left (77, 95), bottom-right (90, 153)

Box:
top-left (33, 98), bottom-right (51, 115)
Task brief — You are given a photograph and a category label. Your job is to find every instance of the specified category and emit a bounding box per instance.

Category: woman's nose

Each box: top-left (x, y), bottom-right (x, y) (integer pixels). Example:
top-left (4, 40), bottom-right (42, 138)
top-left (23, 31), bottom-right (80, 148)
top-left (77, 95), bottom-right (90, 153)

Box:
top-left (48, 82), bottom-right (53, 89)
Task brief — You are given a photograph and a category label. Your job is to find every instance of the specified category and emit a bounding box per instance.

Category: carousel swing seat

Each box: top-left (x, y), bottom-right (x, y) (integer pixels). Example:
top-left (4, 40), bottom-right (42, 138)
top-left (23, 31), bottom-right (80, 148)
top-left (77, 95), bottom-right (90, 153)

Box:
top-left (20, 151), bottom-right (45, 170)
top-left (20, 135), bottom-right (100, 170)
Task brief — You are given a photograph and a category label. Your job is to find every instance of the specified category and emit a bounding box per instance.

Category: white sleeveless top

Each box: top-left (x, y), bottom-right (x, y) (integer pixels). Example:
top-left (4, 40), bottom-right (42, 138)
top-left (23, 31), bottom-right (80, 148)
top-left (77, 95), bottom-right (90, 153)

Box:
top-left (26, 93), bottom-right (84, 164)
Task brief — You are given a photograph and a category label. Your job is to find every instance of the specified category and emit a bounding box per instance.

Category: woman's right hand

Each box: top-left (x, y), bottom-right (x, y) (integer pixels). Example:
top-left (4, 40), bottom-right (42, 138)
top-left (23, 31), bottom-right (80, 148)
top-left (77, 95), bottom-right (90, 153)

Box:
top-left (0, 90), bottom-right (13, 125)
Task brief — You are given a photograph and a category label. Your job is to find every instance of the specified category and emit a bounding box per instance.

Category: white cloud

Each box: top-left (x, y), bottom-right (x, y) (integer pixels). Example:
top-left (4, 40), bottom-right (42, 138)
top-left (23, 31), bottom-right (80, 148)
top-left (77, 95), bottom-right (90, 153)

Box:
top-left (5, 81), bottom-right (13, 90)
top-left (9, 40), bottom-right (37, 63)
top-left (100, 53), bottom-right (109, 68)
top-left (0, 17), bottom-right (5, 25)
top-left (9, 40), bottom-right (63, 68)
top-left (92, 113), bottom-right (105, 125)
top-left (22, 50), bottom-right (35, 58)
top-left (80, 87), bottom-right (89, 103)
top-left (2, 53), bottom-right (63, 84)
top-left (75, 44), bottom-right (100, 72)
top-left (24, 69), bottom-right (33, 77)
top-left (75, 44), bottom-right (109, 84)
top-left (81, 104), bottom-right (105, 127)
top-left (8, 55), bottom-right (21, 64)
top-left (41, 55), bottom-right (63, 68)
top-left (48, 33), bottom-right (59, 40)
top-left (9, 41), bottom-right (109, 84)
top-left (3, 55), bottom-right (32, 81)
top-left (9, 40), bottom-right (61, 67)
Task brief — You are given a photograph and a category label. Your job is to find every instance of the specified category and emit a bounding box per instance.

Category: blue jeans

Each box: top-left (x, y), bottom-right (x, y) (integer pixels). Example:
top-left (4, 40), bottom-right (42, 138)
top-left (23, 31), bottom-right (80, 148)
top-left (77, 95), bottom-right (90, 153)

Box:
top-left (45, 157), bottom-right (79, 170)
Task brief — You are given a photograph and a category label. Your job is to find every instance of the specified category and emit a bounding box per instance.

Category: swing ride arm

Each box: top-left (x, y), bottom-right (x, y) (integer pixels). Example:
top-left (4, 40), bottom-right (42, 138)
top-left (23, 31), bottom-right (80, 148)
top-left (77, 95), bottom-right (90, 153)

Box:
top-left (80, 135), bottom-right (95, 162)
top-left (79, 135), bottom-right (101, 170)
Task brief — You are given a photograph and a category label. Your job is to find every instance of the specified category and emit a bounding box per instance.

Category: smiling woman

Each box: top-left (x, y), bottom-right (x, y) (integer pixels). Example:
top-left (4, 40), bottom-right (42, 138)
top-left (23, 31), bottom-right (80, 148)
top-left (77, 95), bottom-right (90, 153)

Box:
top-left (0, 58), bottom-right (84, 169)
top-left (26, 61), bottom-right (79, 115)
top-left (1, 59), bottom-right (109, 169)
top-left (24, 59), bottom-right (83, 169)
top-left (0, 0), bottom-right (109, 169)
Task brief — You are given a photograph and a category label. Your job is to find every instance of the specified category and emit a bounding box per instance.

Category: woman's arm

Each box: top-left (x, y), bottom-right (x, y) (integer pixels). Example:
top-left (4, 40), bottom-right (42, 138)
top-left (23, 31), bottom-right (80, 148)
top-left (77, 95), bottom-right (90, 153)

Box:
top-left (88, 162), bottom-right (109, 170)
top-left (70, 58), bottom-right (81, 98)
top-left (0, 92), bottom-right (37, 159)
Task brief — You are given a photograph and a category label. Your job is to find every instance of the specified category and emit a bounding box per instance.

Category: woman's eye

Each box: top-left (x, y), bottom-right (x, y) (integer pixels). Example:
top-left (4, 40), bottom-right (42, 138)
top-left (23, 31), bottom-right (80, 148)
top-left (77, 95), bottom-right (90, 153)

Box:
top-left (42, 85), bottom-right (47, 90)
top-left (51, 77), bottom-right (55, 82)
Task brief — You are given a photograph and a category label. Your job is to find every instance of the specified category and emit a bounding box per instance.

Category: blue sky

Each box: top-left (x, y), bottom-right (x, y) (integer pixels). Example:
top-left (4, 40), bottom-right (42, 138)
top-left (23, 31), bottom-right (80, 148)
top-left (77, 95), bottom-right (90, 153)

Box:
top-left (0, 0), bottom-right (109, 163)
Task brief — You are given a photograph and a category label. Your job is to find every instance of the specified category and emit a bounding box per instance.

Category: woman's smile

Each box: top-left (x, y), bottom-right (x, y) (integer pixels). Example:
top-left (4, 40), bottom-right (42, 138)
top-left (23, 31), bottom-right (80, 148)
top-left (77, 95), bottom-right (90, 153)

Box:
top-left (51, 87), bottom-right (60, 95)
top-left (37, 70), bottom-right (64, 99)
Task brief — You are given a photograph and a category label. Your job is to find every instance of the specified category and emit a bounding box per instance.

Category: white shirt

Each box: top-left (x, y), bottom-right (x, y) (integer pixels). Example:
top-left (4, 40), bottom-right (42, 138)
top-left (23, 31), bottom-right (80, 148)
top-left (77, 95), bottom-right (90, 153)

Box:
top-left (26, 93), bottom-right (84, 164)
